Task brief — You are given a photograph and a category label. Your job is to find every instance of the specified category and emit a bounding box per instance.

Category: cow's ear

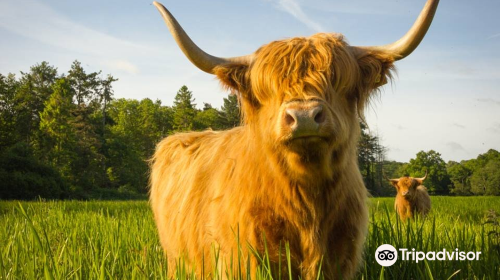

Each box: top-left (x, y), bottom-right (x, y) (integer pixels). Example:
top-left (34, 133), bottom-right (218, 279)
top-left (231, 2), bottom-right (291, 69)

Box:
top-left (357, 51), bottom-right (395, 88)
top-left (354, 51), bottom-right (395, 114)
top-left (214, 63), bottom-right (261, 123)
top-left (214, 63), bottom-right (255, 103)
top-left (389, 180), bottom-right (400, 189)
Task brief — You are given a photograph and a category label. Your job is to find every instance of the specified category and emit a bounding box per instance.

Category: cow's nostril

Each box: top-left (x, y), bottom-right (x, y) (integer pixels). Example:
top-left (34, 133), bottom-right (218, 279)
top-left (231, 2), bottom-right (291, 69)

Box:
top-left (314, 109), bottom-right (325, 124)
top-left (285, 110), bottom-right (296, 126)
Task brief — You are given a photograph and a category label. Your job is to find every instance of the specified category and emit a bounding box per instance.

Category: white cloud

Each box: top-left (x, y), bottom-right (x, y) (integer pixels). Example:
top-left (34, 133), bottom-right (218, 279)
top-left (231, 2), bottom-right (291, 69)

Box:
top-left (0, 0), bottom-right (150, 72)
top-left (273, 0), bottom-right (324, 32)
top-left (304, 0), bottom-right (411, 16)
top-left (477, 98), bottom-right (500, 106)
top-left (487, 33), bottom-right (500, 39)
top-left (105, 60), bottom-right (140, 75)
top-left (446, 141), bottom-right (466, 153)
top-left (451, 122), bottom-right (465, 129)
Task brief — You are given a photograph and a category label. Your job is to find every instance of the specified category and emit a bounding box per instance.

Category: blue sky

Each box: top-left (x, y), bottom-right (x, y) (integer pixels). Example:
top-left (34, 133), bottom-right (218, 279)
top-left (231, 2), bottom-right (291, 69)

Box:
top-left (1, 0), bottom-right (499, 163)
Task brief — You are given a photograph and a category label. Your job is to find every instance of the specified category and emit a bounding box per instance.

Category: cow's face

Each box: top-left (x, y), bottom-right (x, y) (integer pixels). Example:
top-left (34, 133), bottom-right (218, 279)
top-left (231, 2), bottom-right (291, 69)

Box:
top-left (215, 34), bottom-right (393, 181)
top-left (390, 175), bottom-right (427, 198)
top-left (393, 177), bottom-right (417, 198)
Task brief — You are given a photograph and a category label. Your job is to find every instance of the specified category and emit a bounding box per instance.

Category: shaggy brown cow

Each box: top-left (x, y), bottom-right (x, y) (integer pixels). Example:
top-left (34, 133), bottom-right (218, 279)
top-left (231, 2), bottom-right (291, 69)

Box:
top-left (149, 1), bottom-right (439, 279)
top-left (387, 172), bottom-right (432, 220)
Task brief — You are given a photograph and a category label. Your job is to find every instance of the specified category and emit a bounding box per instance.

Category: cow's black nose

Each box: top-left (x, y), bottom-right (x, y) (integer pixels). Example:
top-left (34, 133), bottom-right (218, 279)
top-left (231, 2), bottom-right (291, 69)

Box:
top-left (284, 105), bottom-right (325, 137)
top-left (285, 106), bottom-right (324, 126)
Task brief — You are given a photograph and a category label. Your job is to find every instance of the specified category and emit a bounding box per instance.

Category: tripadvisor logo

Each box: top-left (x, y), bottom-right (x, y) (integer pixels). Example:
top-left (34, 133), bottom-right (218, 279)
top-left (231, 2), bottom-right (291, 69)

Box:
top-left (375, 244), bottom-right (481, 267)
top-left (375, 244), bottom-right (398, 266)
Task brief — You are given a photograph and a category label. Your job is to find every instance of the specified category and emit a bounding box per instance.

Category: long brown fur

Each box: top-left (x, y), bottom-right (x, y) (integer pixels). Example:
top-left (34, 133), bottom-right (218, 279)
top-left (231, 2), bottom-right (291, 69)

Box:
top-left (150, 33), bottom-right (394, 279)
top-left (391, 176), bottom-right (432, 220)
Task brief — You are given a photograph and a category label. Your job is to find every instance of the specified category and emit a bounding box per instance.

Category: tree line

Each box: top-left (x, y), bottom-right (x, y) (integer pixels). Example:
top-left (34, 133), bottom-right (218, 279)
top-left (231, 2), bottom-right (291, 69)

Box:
top-left (0, 61), bottom-right (499, 199)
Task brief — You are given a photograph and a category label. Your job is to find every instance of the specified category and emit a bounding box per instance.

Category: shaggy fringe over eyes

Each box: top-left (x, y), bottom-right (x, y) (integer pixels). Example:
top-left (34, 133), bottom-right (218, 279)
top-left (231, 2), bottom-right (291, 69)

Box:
top-left (214, 33), bottom-right (396, 123)
top-left (250, 33), bottom-right (359, 103)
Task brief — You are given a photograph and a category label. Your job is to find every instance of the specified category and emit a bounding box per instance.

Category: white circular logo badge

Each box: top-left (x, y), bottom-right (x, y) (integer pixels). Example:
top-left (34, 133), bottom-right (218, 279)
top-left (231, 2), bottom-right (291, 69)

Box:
top-left (375, 244), bottom-right (398, 266)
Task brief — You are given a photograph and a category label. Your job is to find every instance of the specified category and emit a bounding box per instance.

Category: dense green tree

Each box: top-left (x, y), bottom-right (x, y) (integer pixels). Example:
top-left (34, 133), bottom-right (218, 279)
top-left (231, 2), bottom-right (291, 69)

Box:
top-left (475, 149), bottom-right (500, 166)
top-left (0, 62), bottom-right (122, 197)
top-left (194, 103), bottom-right (222, 130)
top-left (0, 73), bottom-right (19, 148)
top-left (106, 133), bottom-right (147, 193)
top-left (67, 60), bottom-right (102, 106)
top-left (14, 62), bottom-right (58, 143)
top-left (470, 158), bottom-right (500, 196)
top-left (402, 150), bottom-right (451, 195)
top-left (172, 85), bottom-right (197, 131)
top-left (106, 98), bottom-right (172, 192)
top-left (151, 99), bottom-right (173, 138)
top-left (106, 99), bottom-right (143, 191)
top-left (64, 63), bottom-right (117, 191)
top-left (99, 74), bottom-right (118, 134)
top-left (0, 143), bottom-right (68, 199)
top-left (448, 149), bottom-right (500, 196)
top-left (138, 98), bottom-right (172, 152)
top-left (38, 78), bottom-right (76, 168)
top-left (220, 94), bottom-right (240, 128)
top-left (67, 104), bottom-right (105, 191)
top-left (358, 123), bottom-right (387, 195)
top-left (447, 161), bottom-right (472, 195)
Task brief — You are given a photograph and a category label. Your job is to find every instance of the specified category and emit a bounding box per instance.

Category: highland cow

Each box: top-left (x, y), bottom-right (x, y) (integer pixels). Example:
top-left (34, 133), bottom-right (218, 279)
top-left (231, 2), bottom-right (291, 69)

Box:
top-left (149, 0), bottom-right (439, 279)
top-left (387, 172), bottom-right (432, 220)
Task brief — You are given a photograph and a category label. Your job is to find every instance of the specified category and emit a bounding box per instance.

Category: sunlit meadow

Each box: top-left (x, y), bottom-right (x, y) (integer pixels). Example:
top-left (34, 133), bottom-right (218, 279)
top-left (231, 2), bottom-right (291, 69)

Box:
top-left (1, 197), bottom-right (499, 279)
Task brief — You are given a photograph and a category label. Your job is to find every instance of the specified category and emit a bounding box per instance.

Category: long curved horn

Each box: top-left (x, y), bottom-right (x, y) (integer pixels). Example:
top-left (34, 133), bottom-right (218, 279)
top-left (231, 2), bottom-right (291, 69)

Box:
top-left (389, 178), bottom-right (399, 185)
top-left (353, 0), bottom-right (439, 60)
top-left (383, 171), bottom-right (399, 185)
top-left (415, 170), bottom-right (428, 184)
top-left (153, 1), bottom-right (254, 73)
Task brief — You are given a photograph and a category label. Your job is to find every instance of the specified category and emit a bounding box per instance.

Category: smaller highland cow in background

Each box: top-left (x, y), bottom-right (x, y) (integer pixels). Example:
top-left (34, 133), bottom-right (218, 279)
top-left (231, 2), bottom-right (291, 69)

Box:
top-left (387, 172), bottom-right (431, 220)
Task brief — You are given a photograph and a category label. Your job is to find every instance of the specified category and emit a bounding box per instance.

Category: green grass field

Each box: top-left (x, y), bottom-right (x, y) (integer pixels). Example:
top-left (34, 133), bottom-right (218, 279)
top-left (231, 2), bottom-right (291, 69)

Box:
top-left (1, 197), bottom-right (500, 279)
